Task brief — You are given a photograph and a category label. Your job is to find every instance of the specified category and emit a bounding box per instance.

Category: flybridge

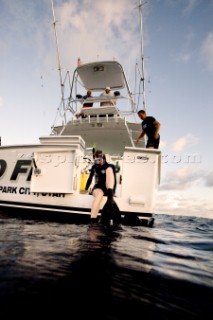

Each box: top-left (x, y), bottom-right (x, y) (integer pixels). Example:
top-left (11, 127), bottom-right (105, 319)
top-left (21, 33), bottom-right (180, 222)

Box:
top-left (74, 61), bottom-right (128, 91)
top-left (68, 60), bottom-right (135, 113)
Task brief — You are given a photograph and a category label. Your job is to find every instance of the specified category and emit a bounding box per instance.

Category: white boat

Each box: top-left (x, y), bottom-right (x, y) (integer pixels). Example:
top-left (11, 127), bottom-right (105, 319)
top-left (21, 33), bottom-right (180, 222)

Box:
top-left (0, 3), bottom-right (161, 226)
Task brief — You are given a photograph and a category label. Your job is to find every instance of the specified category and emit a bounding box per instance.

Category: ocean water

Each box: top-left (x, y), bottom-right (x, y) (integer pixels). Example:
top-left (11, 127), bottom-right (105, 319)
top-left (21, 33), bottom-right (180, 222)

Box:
top-left (0, 212), bottom-right (212, 319)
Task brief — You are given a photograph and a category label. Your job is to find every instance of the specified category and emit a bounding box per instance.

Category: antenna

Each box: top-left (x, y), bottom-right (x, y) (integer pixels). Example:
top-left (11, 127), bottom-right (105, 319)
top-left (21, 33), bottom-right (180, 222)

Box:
top-left (50, 0), bottom-right (67, 124)
top-left (139, 0), bottom-right (147, 112)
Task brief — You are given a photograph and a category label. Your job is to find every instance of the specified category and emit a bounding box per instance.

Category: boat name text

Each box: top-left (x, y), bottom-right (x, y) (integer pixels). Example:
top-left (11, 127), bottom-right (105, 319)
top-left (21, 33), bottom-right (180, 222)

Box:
top-left (0, 185), bottom-right (65, 197)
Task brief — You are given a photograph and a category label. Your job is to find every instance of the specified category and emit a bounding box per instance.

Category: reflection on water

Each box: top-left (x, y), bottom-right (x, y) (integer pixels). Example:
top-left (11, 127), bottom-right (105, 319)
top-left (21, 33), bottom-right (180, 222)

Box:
top-left (0, 214), bottom-right (212, 319)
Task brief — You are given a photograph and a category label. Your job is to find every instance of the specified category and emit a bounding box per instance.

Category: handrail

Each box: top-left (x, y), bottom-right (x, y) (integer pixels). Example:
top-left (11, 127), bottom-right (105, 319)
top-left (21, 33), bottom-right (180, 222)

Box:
top-left (71, 95), bottom-right (129, 105)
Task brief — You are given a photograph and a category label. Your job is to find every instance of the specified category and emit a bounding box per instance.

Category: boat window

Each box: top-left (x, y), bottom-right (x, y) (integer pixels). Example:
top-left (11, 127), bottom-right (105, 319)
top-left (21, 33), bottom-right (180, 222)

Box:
top-left (93, 65), bottom-right (104, 72)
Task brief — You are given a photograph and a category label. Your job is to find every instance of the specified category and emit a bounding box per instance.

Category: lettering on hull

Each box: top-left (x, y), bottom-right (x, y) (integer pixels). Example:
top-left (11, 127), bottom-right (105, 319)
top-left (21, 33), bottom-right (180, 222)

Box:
top-left (0, 159), bottom-right (32, 181)
top-left (0, 159), bottom-right (67, 197)
top-left (0, 185), bottom-right (65, 197)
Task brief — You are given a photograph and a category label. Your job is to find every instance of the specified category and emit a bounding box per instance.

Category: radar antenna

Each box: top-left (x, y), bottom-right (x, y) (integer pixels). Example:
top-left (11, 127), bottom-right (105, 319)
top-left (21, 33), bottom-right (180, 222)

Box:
top-left (50, 0), bottom-right (67, 124)
top-left (138, 0), bottom-right (147, 112)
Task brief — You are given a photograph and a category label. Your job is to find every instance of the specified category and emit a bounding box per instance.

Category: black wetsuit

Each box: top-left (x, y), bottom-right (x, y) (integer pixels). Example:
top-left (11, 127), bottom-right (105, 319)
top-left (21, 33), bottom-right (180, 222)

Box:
top-left (142, 116), bottom-right (160, 149)
top-left (85, 162), bottom-right (116, 196)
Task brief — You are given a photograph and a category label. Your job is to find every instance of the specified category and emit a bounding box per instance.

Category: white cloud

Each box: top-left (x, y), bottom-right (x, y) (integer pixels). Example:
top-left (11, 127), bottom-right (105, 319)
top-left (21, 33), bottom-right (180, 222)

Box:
top-left (172, 133), bottom-right (199, 152)
top-left (53, 0), bottom-right (140, 73)
top-left (159, 139), bottom-right (167, 149)
top-left (179, 52), bottom-right (193, 63)
top-left (176, 31), bottom-right (195, 64)
top-left (204, 172), bottom-right (213, 187)
top-left (182, 0), bottom-right (200, 16)
top-left (201, 31), bottom-right (213, 71)
top-left (160, 166), bottom-right (204, 190)
top-left (154, 191), bottom-right (213, 219)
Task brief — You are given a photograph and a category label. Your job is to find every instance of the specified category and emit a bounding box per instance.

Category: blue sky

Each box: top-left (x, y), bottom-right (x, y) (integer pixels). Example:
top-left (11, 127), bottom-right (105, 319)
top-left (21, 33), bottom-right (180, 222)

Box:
top-left (0, 0), bottom-right (212, 218)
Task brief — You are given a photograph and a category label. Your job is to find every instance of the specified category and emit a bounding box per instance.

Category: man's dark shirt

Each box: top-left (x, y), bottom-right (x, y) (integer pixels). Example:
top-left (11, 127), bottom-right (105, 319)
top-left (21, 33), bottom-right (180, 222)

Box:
top-left (142, 116), bottom-right (156, 138)
top-left (83, 94), bottom-right (93, 108)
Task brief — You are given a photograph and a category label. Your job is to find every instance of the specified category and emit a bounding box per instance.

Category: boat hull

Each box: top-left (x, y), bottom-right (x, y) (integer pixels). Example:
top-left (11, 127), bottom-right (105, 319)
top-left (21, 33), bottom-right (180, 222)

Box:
top-left (0, 136), bottom-right (160, 226)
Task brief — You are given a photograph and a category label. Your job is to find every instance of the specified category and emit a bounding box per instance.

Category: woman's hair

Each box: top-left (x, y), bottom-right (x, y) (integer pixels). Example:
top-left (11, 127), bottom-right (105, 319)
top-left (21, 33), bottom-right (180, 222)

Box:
top-left (94, 149), bottom-right (106, 161)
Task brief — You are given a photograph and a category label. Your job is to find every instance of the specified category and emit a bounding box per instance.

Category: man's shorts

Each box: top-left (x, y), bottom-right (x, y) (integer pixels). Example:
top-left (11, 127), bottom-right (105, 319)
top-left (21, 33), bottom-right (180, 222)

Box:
top-left (146, 136), bottom-right (160, 149)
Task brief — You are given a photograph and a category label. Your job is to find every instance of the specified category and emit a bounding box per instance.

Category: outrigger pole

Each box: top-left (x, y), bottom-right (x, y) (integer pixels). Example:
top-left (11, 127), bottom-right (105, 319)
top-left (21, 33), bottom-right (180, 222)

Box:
top-left (50, 0), bottom-right (67, 124)
top-left (139, 0), bottom-right (147, 112)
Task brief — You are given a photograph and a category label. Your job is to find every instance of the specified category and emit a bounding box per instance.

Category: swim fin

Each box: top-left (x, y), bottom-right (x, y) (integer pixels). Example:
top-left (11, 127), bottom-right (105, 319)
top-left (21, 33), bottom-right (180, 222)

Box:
top-left (101, 189), bottom-right (121, 225)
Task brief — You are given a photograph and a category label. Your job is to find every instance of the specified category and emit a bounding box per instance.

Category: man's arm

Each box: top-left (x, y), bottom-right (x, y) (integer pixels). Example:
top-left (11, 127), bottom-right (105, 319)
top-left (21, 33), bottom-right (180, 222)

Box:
top-left (153, 120), bottom-right (161, 139)
top-left (135, 129), bottom-right (145, 145)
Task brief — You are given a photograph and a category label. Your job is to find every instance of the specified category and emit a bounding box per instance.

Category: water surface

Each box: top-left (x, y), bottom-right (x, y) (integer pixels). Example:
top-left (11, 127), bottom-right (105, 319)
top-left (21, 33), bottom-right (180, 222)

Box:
top-left (0, 213), bottom-right (212, 319)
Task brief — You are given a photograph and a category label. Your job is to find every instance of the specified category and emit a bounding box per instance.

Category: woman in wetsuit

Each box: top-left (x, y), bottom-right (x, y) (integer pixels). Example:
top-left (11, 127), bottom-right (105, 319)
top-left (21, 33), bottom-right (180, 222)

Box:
top-left (85, 150), bottom-right (116, 222)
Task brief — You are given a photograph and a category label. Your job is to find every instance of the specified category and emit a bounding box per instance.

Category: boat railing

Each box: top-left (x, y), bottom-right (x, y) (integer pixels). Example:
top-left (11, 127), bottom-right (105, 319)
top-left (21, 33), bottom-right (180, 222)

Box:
top-left (68, 95), bottom-right (131, 114)
top-left (71, 113), bottom-right (124, 125)
top-left (72, 94), bottom-right (128, 105)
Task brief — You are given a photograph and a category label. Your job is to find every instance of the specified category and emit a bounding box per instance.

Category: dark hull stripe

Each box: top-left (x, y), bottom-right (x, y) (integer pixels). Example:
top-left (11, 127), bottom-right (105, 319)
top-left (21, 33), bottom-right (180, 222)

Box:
top-left (0, 200), bottom-right (153, 224)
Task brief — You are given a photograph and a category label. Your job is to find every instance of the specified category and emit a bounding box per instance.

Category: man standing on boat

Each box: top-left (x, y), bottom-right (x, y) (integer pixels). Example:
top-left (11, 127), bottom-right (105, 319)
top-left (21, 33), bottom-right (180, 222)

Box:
top-left (82, 89), bottom-right (93, 108)
top-left (100, 87), bottom-right (116, 106)
top-left (76, 89), bottom-right (93, 118)
top-left (136, 110), bottom-right (161, 149)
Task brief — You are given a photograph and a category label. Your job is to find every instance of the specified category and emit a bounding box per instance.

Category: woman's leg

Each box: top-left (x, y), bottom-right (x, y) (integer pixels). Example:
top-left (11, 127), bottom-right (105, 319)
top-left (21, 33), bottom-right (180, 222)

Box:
top-left (91, 188), bottom-right (104, 219)
top-left (106, 167), bottom-right (114, 190)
